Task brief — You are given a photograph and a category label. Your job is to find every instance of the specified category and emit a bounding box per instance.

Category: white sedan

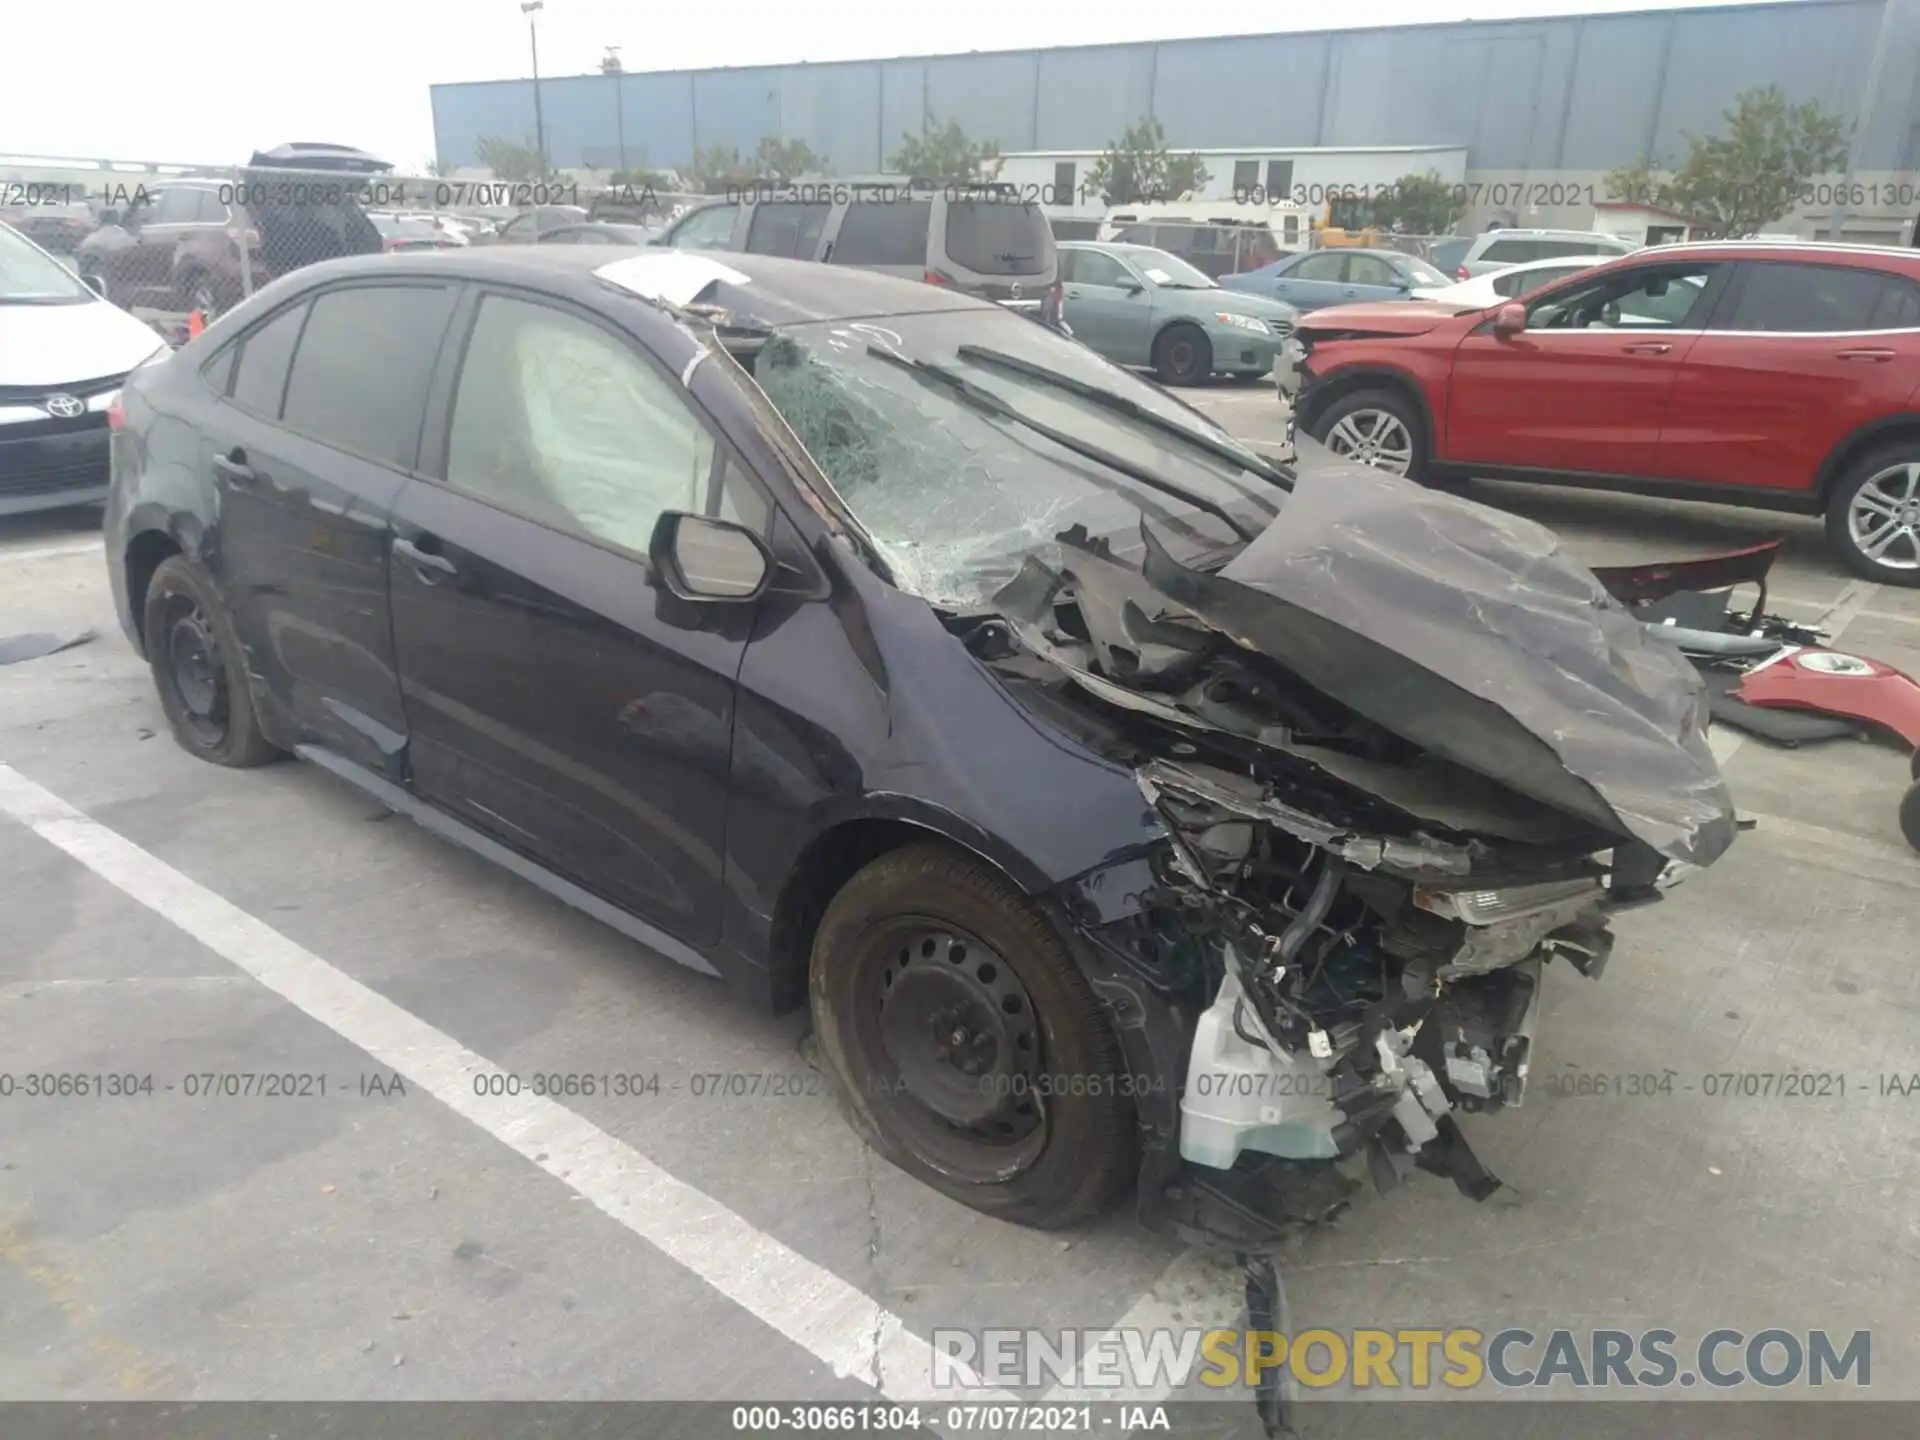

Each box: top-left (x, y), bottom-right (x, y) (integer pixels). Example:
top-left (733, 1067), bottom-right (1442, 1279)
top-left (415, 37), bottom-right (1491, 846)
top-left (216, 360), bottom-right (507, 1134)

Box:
top-left (1410, 253), bottom-right (1623, 305)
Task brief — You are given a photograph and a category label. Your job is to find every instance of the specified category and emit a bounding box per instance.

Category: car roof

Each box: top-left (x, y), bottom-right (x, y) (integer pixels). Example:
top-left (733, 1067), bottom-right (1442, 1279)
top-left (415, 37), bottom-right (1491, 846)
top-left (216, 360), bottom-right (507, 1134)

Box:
top-left (1477, 228), bottom-right (1622, 241)
top-left (273, 246), bottom-right (999, 328)
top-left (1632, 238), bottom-right (1920, 266)
top-left (1483, 254), bottom-right (1627, 273)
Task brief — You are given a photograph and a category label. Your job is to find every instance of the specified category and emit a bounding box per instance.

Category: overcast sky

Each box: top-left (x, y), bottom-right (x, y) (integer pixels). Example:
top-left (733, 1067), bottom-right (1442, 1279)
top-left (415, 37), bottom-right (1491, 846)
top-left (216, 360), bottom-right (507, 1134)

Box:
top-left (7, 0), bottom-right (1764, 170)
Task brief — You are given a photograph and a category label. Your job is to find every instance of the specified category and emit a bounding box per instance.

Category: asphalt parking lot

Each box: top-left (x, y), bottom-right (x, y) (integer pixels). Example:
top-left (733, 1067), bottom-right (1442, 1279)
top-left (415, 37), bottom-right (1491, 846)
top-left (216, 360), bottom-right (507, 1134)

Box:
top-left (5, 384), bottom-right (1920, 1433)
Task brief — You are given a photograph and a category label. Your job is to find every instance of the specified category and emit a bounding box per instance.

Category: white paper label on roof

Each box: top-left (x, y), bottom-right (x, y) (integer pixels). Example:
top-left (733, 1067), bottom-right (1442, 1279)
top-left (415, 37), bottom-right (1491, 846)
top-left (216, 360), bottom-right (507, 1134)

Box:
top-left (594, 254), bottom-right (750, 307)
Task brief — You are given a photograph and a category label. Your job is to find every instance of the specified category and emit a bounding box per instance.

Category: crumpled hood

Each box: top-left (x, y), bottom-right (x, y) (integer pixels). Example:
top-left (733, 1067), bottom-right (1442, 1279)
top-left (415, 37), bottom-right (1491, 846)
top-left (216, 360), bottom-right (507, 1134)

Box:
top-left (1134, 449), bottom-right (1737, 868)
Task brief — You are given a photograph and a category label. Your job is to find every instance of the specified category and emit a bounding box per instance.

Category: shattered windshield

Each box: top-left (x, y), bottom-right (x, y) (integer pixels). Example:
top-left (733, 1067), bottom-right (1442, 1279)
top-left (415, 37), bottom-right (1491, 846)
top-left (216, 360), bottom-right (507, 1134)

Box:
top-left (748, 308), bottom-right (1283, 608)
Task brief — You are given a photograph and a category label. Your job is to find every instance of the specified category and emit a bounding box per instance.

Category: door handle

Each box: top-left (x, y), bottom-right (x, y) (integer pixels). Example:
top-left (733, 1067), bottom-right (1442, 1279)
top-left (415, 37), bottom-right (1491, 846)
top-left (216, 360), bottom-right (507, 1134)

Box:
top-left (211, 450), bottom-right (255, 485)
top-left (1622, 341), bottom-right (1673, 355)
top-left (393, 535), bottom-right (458, 582)
top-left (1836, 347), bottom-right (1895, 362)
top-left (1065, 288), bottom-right (1083, 298)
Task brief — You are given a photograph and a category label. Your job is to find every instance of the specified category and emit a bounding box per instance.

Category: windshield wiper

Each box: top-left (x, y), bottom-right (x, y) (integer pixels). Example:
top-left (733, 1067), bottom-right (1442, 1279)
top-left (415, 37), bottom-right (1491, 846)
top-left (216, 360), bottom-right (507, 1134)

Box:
top-left (954, 343), bottom-right (1292, 500)
top-left (866, 344), bottom-right (1260, 544)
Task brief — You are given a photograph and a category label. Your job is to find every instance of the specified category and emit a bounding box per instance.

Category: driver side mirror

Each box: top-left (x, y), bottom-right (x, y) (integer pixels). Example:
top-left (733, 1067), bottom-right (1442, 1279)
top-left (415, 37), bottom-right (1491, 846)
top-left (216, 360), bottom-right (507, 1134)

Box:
top-left (1492, 301), bottom-right (1527, 337)
top-left (80, 272), bottom-right (107, 299)
top-left (1120, 282), bottom-right (1143, 296)
top-left (648, 512), bottom-right (772, 602)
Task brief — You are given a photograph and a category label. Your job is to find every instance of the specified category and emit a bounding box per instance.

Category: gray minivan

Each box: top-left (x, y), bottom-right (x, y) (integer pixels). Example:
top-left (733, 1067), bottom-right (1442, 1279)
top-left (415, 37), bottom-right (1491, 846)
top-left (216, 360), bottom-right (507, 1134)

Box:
top-left (654, 177), bottom-right (1063, 328)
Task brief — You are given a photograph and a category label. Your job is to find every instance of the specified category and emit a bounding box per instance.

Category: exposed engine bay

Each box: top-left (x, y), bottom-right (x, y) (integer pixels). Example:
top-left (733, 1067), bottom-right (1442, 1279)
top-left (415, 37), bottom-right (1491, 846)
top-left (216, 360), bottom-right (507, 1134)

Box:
top-left (955, 459), bottom-right (1740, 1229)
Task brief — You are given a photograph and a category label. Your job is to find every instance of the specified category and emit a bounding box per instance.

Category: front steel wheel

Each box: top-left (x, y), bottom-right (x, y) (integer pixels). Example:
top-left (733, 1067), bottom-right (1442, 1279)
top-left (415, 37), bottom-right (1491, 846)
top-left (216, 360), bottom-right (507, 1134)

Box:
top-left (809, 843), bottom-right (1135, 1228)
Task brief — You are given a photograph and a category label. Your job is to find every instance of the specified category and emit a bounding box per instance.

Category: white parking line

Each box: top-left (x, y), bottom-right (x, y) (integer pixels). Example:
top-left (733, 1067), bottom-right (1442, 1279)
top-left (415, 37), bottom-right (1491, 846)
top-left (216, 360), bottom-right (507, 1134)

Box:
top-left (0, 761), bottom-right (1014, 1405)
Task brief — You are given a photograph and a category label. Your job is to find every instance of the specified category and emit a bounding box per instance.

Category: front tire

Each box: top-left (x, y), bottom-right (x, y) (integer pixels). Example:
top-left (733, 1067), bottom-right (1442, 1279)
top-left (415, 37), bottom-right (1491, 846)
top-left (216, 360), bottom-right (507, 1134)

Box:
top-left (809, 843), bottom-right (1135, 1229)
top-left (1306, 387), bottom-right (1427, 482)
top-left (1901, 782), bottom-right (1920, 853)
top-left (1153, 323), bottom-right (1213, 386)
top-left (1826, 447), bottom-right (1920, 586)
top-left (143, 556), bottom-right (279, 767)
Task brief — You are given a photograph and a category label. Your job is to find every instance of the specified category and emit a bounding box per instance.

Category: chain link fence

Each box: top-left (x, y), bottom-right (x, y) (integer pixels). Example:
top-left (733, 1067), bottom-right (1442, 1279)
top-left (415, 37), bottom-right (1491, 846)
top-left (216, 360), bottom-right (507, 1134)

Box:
top-left (2, 155), bottom-right (710, 345)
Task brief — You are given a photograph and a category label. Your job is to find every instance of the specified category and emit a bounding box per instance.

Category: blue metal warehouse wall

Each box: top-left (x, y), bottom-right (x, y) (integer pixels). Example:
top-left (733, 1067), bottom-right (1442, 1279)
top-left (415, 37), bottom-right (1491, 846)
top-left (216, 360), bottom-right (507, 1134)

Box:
top-left (429, 0), bottom-right (1918, 174)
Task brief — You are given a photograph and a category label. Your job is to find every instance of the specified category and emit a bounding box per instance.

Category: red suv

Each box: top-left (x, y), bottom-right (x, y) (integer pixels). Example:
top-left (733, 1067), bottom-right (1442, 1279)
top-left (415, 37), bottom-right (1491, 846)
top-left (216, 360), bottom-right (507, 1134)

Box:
top-left (1281, 241), bottom-right (1920, 584)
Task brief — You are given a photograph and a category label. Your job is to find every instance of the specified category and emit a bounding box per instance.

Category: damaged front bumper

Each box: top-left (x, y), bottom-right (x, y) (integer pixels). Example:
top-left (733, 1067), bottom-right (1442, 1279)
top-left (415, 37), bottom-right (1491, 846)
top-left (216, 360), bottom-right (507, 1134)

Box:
top-left (990, 462), bottom-right (1738, 1251)
top-left (1051, 764), bottom-right (1639, 1254)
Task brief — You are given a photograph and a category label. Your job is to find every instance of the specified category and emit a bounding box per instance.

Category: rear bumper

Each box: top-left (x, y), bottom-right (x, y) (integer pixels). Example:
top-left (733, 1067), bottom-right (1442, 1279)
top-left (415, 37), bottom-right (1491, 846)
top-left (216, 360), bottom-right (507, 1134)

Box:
top-left (0, 423), bottom-right (112, 516)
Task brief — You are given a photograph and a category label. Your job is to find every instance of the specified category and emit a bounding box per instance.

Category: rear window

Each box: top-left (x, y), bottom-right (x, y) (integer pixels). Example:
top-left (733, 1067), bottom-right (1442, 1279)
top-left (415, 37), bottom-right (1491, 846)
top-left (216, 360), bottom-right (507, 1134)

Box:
top-left (943, 200), bottom-right (1048, 276)
top-left (830, 200), bottom-right (931, 266)
top-left (1481, 239), bottom-right (1540, 263)
top-left (745, 201), bottom-right (831, 260)
top-left (1429, 238), bottom-right (1470, 272)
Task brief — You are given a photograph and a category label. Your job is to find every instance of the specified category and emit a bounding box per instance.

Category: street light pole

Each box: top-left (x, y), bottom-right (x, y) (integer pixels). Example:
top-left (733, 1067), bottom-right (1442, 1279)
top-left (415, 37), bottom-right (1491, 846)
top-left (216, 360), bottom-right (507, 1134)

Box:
top-left (607, 46), bottom-right (627, 171)
top-left (522, 1), bottom-right (548, 174)
top-left (1829, 0), bottom-right (1899, 241)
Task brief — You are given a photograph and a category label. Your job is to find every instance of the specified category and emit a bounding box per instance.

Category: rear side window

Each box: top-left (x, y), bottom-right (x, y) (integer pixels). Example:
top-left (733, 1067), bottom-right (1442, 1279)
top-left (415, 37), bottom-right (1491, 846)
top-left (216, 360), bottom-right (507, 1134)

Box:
top-left (280, 286), bottom-right (458, 468)
top-left (1719, 263), bottom-right (1920, 332)
top-left (1535, 239), bottom-right (1609, 260)
top-left (1291, 252), bottom-right (1346, 282)
top-left (228, 302), bottom-right (309, 419)
top-left (745, 201), bottom-right (831, 259)
top-left (830, 200), bottom-right (931, 266)
top-left (1429, 238), bottom-right (1470, 272)
top-left (1346, 254), bottom-right (1399, 286)
top-left (943, 201), bottom-right (1048, 276)
top-left (1480, 239), bottom-right (1538, 263)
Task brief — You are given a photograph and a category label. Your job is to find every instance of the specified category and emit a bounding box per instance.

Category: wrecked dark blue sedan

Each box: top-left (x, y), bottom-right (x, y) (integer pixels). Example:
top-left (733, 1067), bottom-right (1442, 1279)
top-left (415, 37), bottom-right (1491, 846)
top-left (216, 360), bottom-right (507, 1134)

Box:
top-left (105, 246), bottom-right (1736, 1248)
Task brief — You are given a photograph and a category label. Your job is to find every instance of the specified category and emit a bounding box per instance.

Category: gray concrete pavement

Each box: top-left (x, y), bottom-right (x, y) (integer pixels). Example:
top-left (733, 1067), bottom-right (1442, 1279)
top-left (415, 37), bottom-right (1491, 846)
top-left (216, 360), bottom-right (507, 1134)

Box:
top-left (4, 400), bottom-right (1919, 1425)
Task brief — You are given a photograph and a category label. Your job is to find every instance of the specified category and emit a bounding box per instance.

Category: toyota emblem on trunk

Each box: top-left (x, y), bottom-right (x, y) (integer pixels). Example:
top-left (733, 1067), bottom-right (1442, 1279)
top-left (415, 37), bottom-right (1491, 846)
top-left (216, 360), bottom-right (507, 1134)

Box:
top-left (1009, 282), bottom-right (1023, 300)
top-left (43, 394), bottom-right (84, 418)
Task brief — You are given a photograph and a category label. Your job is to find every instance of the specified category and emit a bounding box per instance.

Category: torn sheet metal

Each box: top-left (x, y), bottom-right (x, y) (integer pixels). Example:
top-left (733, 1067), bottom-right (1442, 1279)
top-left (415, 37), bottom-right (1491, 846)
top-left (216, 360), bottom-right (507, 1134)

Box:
top-left (1135, 456), bottom-right (1736, 868)
top-left (595, 254), bottom-right (751, 308)
top-left (1138, 757), bottom-right (1483, 876)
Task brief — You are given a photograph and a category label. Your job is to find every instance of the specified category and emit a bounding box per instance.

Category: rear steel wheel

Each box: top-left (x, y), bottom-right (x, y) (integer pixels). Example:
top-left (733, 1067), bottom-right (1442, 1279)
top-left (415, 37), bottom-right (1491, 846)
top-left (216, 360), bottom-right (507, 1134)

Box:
top-left (142, 556), bottom-right (280, 767)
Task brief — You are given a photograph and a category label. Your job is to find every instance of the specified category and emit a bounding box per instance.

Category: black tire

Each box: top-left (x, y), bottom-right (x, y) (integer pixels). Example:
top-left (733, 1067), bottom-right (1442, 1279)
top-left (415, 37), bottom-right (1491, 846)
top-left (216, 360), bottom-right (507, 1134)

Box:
top-left (1306, 386), bottom-right (1429, 484)
top-left (1901, 782), bottom-right (1920, 853)
top-left (809, 843), bottom-right (1135, 1228)
top-left (1153, 323), bottom-right (1213, 386)
top-left (1825, 444), bottom-right (1920, 586)
top-left (143, 556), bottom-right (279, 768)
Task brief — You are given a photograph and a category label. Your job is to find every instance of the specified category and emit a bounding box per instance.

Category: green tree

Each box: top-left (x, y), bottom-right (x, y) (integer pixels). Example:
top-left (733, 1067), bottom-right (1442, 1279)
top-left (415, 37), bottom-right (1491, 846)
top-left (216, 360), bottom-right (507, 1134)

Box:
top-left (685, 144), bottom-right (762, 194)
top-left (1084, 116), bottom-right (1211, 206)
top-left (887, 117), bottom-right (1003, 184)
top-left (609, 167), bottom-right (669, 190)
top-left (755, 137), bottom-right (828, 181)
top-left (475, 136), bottom-right (553, 182)
top-left (1369, 170), bottom-right (1465, 234)
top-left (1601, 159), bottom-right (1664, 206)
top-left (1601, 86), bottom-right (1848, 237)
